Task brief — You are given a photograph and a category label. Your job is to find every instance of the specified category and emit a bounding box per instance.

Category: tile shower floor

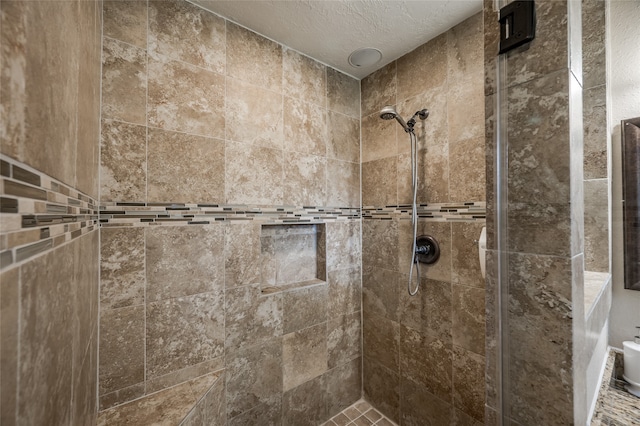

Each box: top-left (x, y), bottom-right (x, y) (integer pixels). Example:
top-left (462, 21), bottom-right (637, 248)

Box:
top-left (321, 400), bottom-right (398, 426)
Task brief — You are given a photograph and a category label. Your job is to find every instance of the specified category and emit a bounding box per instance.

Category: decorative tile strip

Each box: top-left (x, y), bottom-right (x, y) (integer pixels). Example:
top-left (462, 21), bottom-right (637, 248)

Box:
top-left (0, 156), bottom-right (99, 271)
top-left (362, 202), bottom-right (486, 222)
top-left (99, 202), bottom-right (361, 226)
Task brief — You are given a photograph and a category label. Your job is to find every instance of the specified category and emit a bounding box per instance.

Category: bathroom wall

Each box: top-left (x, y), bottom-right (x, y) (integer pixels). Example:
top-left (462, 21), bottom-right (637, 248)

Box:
top-left (609, 0), bottom-right (640, 350)
top-left (484, 0), bottom-right (592, 424)
top-left (0, 1), bottom-right (102, 425)
top-left (98, 1), bottom-right (362, 424)
top-left (360, 13), bottom-right (487, 424)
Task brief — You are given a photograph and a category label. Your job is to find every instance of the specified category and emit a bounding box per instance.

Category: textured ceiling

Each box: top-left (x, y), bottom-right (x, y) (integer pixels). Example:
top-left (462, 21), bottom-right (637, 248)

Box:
top-left (189, 0), bottom-right (483, 79)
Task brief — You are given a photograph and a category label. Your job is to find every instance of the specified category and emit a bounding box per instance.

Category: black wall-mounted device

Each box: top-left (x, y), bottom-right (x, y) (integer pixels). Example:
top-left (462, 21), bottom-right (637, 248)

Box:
top-left (499, 0), bottom-right (536, 55)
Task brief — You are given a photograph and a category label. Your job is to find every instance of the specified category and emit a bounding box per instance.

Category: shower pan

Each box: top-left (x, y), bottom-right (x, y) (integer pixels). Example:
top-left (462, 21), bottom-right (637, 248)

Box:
top-left (380, 105), bottom-right (440, 295)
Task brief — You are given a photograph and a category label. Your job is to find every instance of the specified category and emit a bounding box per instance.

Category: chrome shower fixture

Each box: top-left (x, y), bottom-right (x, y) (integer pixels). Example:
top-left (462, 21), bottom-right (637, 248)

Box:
top-left (379, 105), bottom-right (429, 133)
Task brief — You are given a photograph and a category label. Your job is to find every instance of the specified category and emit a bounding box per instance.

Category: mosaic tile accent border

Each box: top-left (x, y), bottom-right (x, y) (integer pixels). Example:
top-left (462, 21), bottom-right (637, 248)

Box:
top-left (0, 156), bottom-right (99, 271)
top-left (99, 203), bottom-right (361, 226)
top-left (362, 202), bottom-right (486, 221)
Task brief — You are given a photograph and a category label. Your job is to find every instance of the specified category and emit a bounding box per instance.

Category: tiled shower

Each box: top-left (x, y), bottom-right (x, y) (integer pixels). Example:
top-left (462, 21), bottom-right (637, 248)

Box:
top-left (1, 0), bottom-right (624, 425)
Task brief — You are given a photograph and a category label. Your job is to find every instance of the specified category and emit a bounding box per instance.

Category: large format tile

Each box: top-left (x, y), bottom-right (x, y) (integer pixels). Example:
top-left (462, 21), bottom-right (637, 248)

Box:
top-left (326, 220), bottom-right (361, 272)
top-left (327, 68), bottom-right (360, 119)
top-left (225, 142), bottom-right (283, 205)
top-left (284, 48), bottom-right (326, 107)
top-left (452, 346), bottom-right (485, 422)
top-left (100, 119), bottom-right (146, 202)
top-left (146, 293), bottom-right (225, 378)
top-left (283, 151), bottom-right (327, 207)
top-left (451, 222), bottom-right (485, 288)
top-left (327, 111), bottom-right (360, 164)
top-left (226, 20), bottom-right (282, 91)
top-left (328, 312), bottom-right (361, 369)
top-left (149, 0), bottom-right (225, 73)
top-left (363, 312), bottom-right (399, 372)
top-left (100, 228), bottom-right (145, 310)
top-left (1, 268), bottom-right (19, 426)
top-left (362, 157), bottom-right (397, 207)
top-left (328, 266), bottom-right (362, 318)
top-left (101, 36), bottom-right (147, 125)
top-left (582, 0), bottom-right (606, 89)
top-left (449, 137), bottom-right (485, 202)
top-left (282, 375), bottom-right (327, 426)
top-left (363, 266), bottom-right (401, 322)
top-left (99, 306), bottom-right (145, 396)
top-left (447, 12), bottom-right (483, 86)
top-left (224, 222), bottom-right (262, 288)
top-left (397, 33), bottom-right (447, 102)
top-left (282, 323), bottom-right (328, 391)
top-left (225, 339), bottom-right (283, 419)
top-left (103, 0), bottom-right (147, 48)
top-left (226, 77), bottom-right (283, 149)
top-left (146, 225), bottom-right (224, 301)
top-left (400, 377), bottom-right (453, 426)
top-left (361, 112), bottom-right (397, 163)
top-left (363, 357), bottom-right (400, 423)
top-left (361, 62), bottom-right (396, 118)
top-left (147, 128), bottom-right (225, 203)
top-left (327, 159), bottom-right (360, 208)
top-left (447, 76), bottom-right (484, 144)
top-left (584, 179), bottom-right (609, 272)
top-left (18, 243), bottom-right (75, 425)
top-left (225, 284), bottom-right (282, 350)
top-left (361, 219), bottom-right (398, 272)
top-left (399, 277), bottom-right (452, 344)
top-left (399, 325), bottom-right (452, 402)
top-left (583, 84), bottom-right (607, 180)
top-left (283, 284), bottom-right (328, 334)
top-left (452, 284), bottom-right (485, 355)
top-left (283, 96), bottom-right (327, 156)
top-left (325, 358), bottom-right (362, 417)
top-left (147, 56), bottom-right (225, 138)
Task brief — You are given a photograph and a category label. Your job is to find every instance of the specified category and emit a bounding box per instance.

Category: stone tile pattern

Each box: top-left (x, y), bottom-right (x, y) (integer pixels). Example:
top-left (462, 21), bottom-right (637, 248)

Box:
top-left (483, 0), bottom-right (602, 425)
top-left (360, 12), bottom-right (487, 425)
top-left (0, 1), bottom-right (102, 424)
top-left (0, 155), bottom-right (99, 272)
top-left (100, 0), bottom-right (360, 208)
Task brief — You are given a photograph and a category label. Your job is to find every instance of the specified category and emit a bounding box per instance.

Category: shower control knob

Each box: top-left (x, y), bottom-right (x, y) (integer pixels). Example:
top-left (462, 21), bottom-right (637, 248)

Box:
top-left (415, 235), bottom-right (440, 265)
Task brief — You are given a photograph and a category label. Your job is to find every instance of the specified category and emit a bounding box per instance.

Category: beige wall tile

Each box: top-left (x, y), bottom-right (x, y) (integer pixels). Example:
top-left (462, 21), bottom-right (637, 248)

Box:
top-left (226, 22), bottom-right (282, 92)
top-left (327, 159), bottom-right (359, 208)
top-left (451, 222), bottom-right (485, 288)
top-left (283, 48), bottom-right (326, 107)
top-left (283, 285), bottom-right (328, 334)
top-left (362, 219), bottom-right (398, 272)
top-left (326, 220), bottom-right (361, 272)
top-left (363, 267), bottom-right (401, 322)
top-left (327, 68), bottom-right (360, 118)
top-left (447, 12), bottom-right (483, 86)
top-left (283, 375), bottom-right (327, 425)
top-left (397, 33), bottom-right (447, 102)
top-left (146, 226), bottom-right (224, 302)
top-left (582, 0), bottom-right (606, 89)
top-left (75, 0), bottom-right (103, 199)
top-left (399, 324), bottom-right (452, 402)
top-left (452, 284), bottom-right (485, 355)
top-left (225, 222), bottom-right (262, 288)
top-left (283, 323), bottom-right (328, 391)
top-left (452, 346), bottom-right (485, 422)
top-left (283, 96), bottom-right (327, 156)
top-left (325, 358), bottom-right (362, 417)
top-left (147, 128), bottom-right (225, 203)
top-left (399, 277), bottom-right (452, 344)
top-left (149, 0), bottom-right (225, 73)
top-left (506, 0), bottom-right (568, 87)
top-left (103, 1), bottom-right (147, 49)
top-left (327, 111), bottom-right (360, 163)
top-left (283, 152), bottom-right (327, 206)
top-left (225, 339), bottom-right (282, 419)
top-left (99, 305), bottom-right (145, 395)
top-left (584, 179), bottom-right (609, 272)
top-left (225, 142), bottom-right (283, 205)
top-left (447, 78), bottom-right (484, 144)
top-left (225, 284), bottom-right (282, 350)
top-left (227, 398), bottom-right (282, 425)
top-left (328, 312), bottom-right (361, 369)
top-left (101, 37), bottom-right (147, 125)
top-left (397, 87), bottom-right (448, 156)
top-left (147, 57), bottom-right (225, 138)
top-left (226, 77), bottom-right (283, 149)
top-left (401, 378), bottom-right (453, 425)
top-left (361, 112), bottom-right (397, 163)
top-left (363, 357), bottom-right (400, 422)
top-left (100, 119), bottom-right (147, 202)
top-left (417, 221), bottom-right (452, 283)
top-left (146, 292), bottom-right (224, 378)
top-left (362, 157), bottom-right (397, 207)
top-left (328, 266), bottom-right (362, 319)
top-left (100, 228), bottom-right (145, 309)
top-left (583, 84), bottom-right (607, 179)
top-left (363, 312), bottom-right (399, 372)
top-left (0, 268), bottom-right (19, 426)
top-left (361, 62), bottom-right (396, 118)
top-left (449, 137), bottom-right (485, 202)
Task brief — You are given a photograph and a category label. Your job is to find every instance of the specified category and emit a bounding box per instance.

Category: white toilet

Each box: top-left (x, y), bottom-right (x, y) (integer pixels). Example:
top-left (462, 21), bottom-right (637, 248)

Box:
top-left (623, 330), bottom-right (640, 397)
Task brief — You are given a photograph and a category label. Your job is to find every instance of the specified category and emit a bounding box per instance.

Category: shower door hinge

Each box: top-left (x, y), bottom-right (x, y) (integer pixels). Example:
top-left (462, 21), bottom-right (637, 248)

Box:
top-left (498, 0), bottom-right (536, 55)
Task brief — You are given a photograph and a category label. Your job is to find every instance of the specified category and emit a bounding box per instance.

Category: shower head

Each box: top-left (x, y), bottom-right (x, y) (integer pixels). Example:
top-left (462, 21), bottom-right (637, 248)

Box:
top-left (380, 105), bottom-right (409, 132)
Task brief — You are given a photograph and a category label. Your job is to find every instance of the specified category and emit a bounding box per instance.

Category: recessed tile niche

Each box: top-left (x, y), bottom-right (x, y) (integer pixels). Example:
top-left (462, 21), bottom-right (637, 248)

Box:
top-left (260, 224), bottom-right (326, 294)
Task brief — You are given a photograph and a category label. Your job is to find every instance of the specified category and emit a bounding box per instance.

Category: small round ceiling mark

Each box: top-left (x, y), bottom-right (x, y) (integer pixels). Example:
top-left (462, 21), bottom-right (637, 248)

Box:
top-left (348, 47), bottom-right (382, 68)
